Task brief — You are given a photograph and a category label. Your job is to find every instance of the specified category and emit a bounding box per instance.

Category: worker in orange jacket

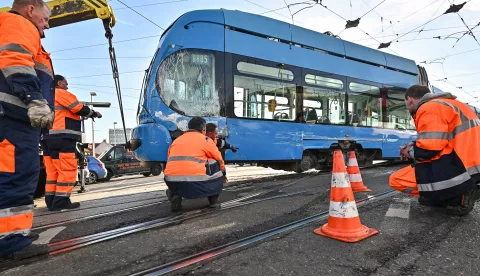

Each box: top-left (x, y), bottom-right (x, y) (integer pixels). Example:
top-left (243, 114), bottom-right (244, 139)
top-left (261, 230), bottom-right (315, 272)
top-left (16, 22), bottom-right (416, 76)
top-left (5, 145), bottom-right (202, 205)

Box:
top-left (164, 117), bottom-right (227, 211)
top-left (0, 0), bottom-right (54, 259)
top-left (41, 75), bottom-right (102, 211)
top-left (390, 85), bottom-right (480, 216)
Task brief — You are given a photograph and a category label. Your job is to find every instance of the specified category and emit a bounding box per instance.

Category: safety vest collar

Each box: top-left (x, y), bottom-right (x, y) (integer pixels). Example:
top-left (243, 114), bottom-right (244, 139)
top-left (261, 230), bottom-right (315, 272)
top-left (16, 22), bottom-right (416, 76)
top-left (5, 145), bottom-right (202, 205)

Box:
top-left (415, 92), bottom-right (457, 113)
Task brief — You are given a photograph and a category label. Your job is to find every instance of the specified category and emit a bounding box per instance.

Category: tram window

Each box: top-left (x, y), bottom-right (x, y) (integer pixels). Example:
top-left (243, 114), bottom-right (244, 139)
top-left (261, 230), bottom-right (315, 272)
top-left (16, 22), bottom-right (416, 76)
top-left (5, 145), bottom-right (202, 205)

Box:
top-left (237, 62), bottom-right (294, 81)
top-left (156, 50), bottom-right (220, 117)
top-left (305, 74), bottom-right (344, 90)
top-left (234, 75), bottom-right (296, 121)
top-left (303, 86), bottom-right (346, 124)
top-left (348, 83), bottom-right (383, 127)
top-left (384, 88), bottom-right (416, 130)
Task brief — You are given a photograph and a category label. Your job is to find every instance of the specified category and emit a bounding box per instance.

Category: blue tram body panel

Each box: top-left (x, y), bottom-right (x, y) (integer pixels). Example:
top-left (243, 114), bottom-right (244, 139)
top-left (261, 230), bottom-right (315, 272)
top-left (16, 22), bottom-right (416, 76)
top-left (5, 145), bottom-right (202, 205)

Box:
top-left (131, 9), bottom-right (420, 167)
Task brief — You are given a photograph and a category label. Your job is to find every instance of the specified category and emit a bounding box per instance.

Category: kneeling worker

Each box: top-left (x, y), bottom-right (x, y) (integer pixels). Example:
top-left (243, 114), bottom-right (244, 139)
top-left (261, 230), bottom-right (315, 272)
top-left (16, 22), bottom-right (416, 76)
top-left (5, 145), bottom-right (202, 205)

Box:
top-left (390, 85), bottom-right (480, 216)
top-left (164, 117), bottom-right (226, 211)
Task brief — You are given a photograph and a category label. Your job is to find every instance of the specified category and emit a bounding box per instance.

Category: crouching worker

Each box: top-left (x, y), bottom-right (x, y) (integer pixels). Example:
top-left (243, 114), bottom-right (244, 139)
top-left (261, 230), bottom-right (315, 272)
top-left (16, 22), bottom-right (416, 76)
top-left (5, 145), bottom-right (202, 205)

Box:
top-left (389, 85), bottom-right (480, 216)
top-left (164, 117), bottom-right (227, 211)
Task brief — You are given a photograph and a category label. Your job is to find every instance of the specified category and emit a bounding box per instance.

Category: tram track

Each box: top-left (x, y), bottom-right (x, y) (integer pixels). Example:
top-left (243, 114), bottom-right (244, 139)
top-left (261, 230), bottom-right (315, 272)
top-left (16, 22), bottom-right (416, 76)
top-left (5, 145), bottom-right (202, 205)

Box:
top-left (32, 162), bottom-right (402, 232)
top-left (1, 164), bottom-right (403, 273)
top-left (130, 190), bottom-right (399, 276)
top-left (32, 173), bottom-right (318, 231)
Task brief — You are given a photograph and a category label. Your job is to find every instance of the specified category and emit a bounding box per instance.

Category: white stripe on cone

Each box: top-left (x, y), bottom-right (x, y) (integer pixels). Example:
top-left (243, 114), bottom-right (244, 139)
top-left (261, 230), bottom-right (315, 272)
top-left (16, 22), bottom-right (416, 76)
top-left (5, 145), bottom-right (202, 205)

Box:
top-left (349, 173), bottom-right (363, 182)
top-left (348, 158), bottom-right (359, 167)
top-left (331, 172), bottom-right (350, 188)
top-left (329, 200), bottom-right (359, 218)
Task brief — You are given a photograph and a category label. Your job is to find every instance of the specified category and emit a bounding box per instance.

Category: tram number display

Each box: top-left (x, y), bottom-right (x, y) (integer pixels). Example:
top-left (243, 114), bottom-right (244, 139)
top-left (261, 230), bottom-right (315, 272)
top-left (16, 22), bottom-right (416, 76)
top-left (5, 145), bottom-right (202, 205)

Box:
top-left (190, 54), bottom-right (211, 66)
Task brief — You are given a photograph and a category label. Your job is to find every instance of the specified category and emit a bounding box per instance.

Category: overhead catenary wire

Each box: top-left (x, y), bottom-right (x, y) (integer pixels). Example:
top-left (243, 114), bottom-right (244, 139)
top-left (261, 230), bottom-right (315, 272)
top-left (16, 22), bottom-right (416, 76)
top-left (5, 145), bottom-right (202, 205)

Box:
top-left (114, 0), bottom-right (187, 10)
top-left (353, 24), bottom-right (480, 42)
top-left (54, 56), bottom-right (153, 60)
top-left (66, 70), bottom-right (145, 79)
top-left (50, 35), bottom-right (160, 53)
top-left (245, 0), bottom-right (307, 26)
top-left (117, 0), bottom-right (165, 30)
top-left (371, 0), bottom-right (442, 38)
top-left (411, 0), bottom-right (447, 41)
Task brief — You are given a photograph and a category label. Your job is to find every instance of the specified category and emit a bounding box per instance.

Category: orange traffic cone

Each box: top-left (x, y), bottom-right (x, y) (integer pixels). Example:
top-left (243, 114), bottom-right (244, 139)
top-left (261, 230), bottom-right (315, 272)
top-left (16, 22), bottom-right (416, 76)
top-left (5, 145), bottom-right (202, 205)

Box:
top-left (314, 150), bottom-right (378, 243)
top-left (347, 151), bottom-right (371, 192)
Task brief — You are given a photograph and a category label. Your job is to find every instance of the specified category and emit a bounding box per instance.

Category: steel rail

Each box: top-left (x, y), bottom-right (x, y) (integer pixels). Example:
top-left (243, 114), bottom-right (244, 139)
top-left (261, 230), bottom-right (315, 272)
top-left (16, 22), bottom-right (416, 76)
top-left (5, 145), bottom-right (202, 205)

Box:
top-left (131, 190), bottom-right (399, 276)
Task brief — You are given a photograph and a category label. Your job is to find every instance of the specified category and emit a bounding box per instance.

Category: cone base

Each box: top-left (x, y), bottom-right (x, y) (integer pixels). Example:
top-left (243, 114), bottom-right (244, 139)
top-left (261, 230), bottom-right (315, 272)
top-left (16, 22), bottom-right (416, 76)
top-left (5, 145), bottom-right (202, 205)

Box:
top-left (313, 223), bottom-right (379, 243)
top-left (351, 186), bottom-right (372, 192)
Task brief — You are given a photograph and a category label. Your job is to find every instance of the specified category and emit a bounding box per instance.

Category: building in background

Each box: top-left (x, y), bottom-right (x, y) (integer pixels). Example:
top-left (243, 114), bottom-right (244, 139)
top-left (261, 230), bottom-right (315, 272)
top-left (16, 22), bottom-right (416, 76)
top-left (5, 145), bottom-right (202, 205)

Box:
top-left (109, 128), bottom-right (132, 145)
top-left (86, 140), bottom-right (112, 157)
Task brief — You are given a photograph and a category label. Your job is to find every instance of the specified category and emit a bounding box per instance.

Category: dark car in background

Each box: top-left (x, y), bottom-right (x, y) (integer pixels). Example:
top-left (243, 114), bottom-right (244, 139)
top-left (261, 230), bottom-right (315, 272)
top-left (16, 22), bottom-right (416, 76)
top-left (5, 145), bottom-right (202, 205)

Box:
top-left (98, 145), bottom-right (162, 181)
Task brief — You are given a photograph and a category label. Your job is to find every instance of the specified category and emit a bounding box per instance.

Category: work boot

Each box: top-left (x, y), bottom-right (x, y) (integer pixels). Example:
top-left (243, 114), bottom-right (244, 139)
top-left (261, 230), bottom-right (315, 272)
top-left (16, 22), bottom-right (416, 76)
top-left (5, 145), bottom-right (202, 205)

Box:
top-left (1, 244), bottom-right (48, 261)
top-left (28, 232), bottom-right (39, 242)
top-left (171, 196), bottom-right (182, 212)
top-left (208, 195), bottom-right (220, 208)
top-left (51, 202), bottom-right (80, 211)
top-left (446, 187), bottom-right (477, 216)
top-left (418, 197), bottom-right (446, 207)
top-left (166, 189), bottom-right (173, 202)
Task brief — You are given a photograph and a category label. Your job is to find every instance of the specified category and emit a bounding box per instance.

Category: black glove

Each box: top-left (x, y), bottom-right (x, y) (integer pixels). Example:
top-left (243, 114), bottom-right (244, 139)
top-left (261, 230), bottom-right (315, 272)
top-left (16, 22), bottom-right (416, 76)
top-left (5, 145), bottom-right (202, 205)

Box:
top-left (230, 145), bottom-right (238, 153)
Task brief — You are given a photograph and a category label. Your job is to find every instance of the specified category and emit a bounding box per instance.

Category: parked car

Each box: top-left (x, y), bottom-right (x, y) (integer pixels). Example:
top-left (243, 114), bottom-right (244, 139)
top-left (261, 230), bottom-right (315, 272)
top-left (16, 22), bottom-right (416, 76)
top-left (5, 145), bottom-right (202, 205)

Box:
top-left (98, 145), bottom-right (162, 181)
top-left (86, 156), bottom-right (108, 184)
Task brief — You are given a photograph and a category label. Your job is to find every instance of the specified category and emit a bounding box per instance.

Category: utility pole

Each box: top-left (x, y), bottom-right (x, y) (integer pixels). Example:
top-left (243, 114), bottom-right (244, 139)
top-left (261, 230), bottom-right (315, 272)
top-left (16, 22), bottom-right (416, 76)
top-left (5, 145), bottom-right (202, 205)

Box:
top-left (113, 122), bottom-right (117, 146)
top-left (90, 92), bottom-right (97, 156)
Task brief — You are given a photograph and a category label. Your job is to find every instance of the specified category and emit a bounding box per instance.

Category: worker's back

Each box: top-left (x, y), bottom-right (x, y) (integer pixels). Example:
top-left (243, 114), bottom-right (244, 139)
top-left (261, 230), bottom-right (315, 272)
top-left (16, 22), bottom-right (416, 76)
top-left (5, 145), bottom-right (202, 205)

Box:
top-left (165, 131), bottom-right (224, 177)
top-left (415, 94), bottom-right (480, 200)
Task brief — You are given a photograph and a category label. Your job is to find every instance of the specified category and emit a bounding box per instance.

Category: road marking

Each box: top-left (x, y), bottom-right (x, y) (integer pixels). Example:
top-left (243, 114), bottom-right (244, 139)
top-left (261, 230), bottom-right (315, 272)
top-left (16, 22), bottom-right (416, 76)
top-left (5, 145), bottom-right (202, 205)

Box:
top-left (385, 198), bottom-right (411, 219)
top-left (33, 226), bottom-right (66, 244)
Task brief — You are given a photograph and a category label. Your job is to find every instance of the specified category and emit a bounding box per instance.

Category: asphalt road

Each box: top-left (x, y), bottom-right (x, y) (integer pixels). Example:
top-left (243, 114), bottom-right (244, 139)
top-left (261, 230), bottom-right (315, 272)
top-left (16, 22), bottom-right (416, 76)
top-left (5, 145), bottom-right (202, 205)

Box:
top-left (3, 164), bottom-right (480, 276)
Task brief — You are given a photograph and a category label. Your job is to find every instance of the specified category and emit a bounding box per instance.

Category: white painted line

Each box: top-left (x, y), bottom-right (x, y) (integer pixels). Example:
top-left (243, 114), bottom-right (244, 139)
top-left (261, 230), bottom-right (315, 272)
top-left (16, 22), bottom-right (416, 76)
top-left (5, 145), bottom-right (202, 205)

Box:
top-left (385, 198), bottom-right (411, 219)
top-left (33, 226), bottom-right (66, 244)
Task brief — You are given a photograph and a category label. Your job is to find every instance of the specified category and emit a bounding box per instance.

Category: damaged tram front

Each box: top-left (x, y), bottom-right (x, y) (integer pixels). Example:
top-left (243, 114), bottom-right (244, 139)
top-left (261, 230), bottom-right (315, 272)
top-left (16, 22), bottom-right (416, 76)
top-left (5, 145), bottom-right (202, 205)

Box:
top-left (130, 9), bottom-right (420, 172)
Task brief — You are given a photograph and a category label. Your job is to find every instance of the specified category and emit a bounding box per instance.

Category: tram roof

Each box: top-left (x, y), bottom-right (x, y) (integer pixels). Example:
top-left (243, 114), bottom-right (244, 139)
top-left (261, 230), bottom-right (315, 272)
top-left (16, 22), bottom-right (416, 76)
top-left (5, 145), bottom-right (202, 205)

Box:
top-left (168, 9), bottom-right (418, 75)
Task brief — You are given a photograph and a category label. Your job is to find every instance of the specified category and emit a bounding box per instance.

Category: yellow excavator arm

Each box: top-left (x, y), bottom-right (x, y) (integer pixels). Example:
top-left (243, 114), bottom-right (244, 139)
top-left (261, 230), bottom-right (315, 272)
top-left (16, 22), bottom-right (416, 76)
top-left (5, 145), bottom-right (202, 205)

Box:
top-left (0, 0), bottom-right (115, 34)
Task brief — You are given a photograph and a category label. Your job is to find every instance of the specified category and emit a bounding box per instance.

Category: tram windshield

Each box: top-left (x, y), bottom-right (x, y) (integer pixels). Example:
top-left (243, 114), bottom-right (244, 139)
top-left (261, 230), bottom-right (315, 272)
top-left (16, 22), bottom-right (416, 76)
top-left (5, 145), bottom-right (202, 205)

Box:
top-left (156, 50), bottom-right (220, 117)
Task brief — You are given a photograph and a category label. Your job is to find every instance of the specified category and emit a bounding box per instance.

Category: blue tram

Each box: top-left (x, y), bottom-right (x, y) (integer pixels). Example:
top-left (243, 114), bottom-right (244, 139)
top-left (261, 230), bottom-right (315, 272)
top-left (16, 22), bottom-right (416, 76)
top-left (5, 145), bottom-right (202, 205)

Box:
top-left (130, 9), bottom-right (433, 172)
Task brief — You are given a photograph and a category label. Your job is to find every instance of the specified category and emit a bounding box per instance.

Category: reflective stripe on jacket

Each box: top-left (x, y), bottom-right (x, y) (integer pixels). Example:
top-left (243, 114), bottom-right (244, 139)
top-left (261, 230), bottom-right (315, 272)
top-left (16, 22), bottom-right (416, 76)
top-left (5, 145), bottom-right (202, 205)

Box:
top-left (0, 11), bottom-right (42, 123)
top-left (413, 92), bottom-right (480, 201)
top-left (164, 131), bottom-right (225, 183)
top-left (49, 88), bottom-right (85, 139)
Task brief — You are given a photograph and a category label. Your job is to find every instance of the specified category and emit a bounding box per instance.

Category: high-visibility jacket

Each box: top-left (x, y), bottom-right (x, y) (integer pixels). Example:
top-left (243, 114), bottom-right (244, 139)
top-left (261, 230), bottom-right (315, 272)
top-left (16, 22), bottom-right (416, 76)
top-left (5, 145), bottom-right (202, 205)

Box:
top-left (412, 92), bottom-right (480, 201)
top-left (0, 11), bottom-right (44, 123)
top-left (35, 46), bottom-right (55, 138)
top-left (164, 131), bottom-right (226, 198)
top-left (35, 47), bottom-right (54, 109)
top-left (47, 88), bottom-right (94, 140)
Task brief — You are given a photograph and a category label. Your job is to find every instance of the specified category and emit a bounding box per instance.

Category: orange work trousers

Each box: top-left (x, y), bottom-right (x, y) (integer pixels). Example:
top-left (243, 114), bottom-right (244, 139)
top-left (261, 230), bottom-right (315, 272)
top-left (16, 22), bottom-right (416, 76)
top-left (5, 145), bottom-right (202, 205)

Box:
top-left (389, 165), bottom-right (420, 197)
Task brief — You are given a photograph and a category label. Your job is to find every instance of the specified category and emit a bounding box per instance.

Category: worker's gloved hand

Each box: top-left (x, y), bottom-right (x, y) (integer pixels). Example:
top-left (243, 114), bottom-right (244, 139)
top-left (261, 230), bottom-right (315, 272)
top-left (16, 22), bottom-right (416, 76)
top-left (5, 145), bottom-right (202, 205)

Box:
top-left (230, 145), bottom-right (238, 153)
top-left (95, 111), bottom-right (102, 118)
top-left (27, 99), bottom-right (54, 128)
